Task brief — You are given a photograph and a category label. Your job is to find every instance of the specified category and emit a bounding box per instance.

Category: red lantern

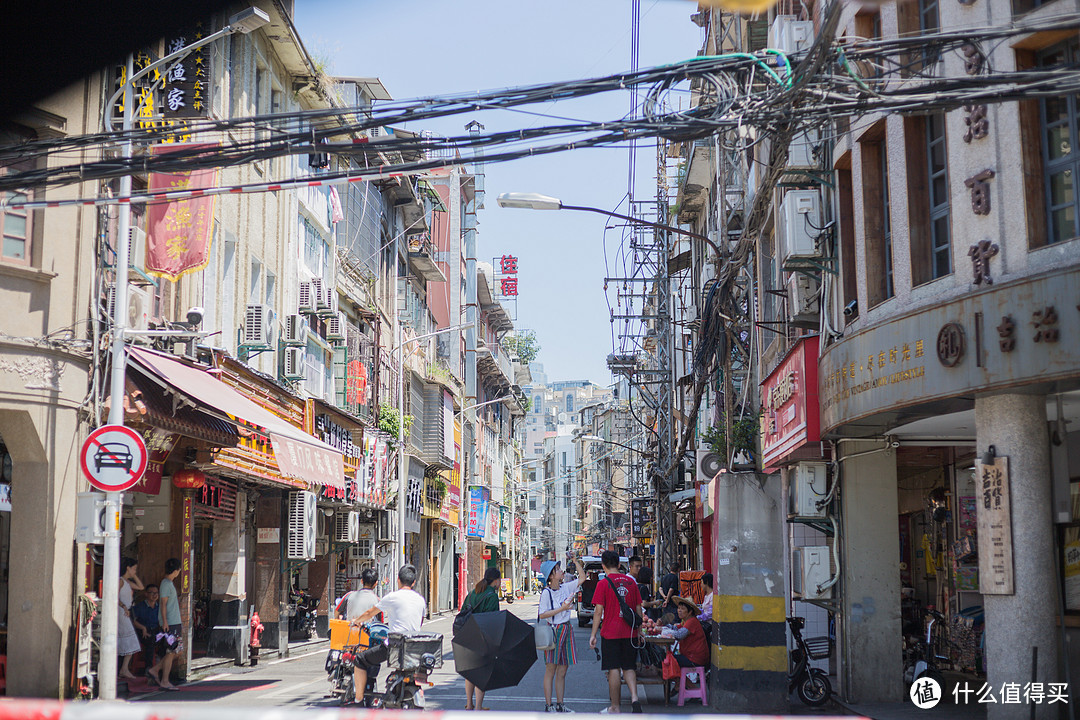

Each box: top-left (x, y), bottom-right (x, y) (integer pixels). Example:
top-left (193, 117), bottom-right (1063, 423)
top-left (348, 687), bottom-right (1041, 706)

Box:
top-left (172, 468), bottom-right (206, 489)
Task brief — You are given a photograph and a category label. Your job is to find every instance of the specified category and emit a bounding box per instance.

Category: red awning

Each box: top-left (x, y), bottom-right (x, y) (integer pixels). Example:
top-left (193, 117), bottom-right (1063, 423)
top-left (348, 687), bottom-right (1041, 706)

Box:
top-left (128, 346), bottom-right (345, 489)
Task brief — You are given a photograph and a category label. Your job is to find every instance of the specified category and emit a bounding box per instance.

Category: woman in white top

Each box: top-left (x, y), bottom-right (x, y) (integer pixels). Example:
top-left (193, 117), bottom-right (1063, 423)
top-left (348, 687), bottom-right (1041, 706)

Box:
top-left (538, 555), bottom-right (585, 713)
top-left (118, 557), bottom-right (145, 680)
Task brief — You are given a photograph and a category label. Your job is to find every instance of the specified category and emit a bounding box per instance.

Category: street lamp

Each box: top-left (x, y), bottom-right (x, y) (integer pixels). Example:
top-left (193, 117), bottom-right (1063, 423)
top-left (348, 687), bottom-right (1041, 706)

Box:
top-left (391, 322), bottom-right (473, 578)
top-left (496, 193), bottom-right (723, 256)
top-left (99, 7), bottom-right (269, 702)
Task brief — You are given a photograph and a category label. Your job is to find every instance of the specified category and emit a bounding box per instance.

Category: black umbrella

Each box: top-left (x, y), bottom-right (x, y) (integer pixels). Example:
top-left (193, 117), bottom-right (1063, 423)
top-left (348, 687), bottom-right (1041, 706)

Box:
top-left (452, 610), bottom-right (537, 692)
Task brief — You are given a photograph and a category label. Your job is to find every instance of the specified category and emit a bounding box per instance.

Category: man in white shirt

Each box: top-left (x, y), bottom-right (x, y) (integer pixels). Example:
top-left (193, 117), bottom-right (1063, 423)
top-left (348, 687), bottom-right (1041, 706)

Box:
top-left (351, 564), bottom-right (427, 700)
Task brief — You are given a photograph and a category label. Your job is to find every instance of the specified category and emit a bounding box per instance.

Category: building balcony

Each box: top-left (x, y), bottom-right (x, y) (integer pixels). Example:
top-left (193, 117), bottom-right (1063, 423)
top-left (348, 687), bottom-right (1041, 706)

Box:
top-left (407, 232), bottom-right (446, 283)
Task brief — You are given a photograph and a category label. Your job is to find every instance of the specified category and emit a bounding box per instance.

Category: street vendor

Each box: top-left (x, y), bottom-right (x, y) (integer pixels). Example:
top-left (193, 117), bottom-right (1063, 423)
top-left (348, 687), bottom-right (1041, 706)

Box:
top-left (667, 597), bottom-right (709, 668)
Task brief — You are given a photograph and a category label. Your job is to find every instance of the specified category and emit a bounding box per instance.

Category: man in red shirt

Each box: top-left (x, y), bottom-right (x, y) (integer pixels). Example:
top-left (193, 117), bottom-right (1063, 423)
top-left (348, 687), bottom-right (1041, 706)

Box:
top-left (589, 550), bottom-right (644, 713)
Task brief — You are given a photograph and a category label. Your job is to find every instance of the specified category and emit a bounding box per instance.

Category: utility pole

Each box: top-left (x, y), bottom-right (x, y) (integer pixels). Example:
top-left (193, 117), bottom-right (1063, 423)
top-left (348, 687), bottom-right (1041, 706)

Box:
top-left (653, 142), bottom-right (678, 576)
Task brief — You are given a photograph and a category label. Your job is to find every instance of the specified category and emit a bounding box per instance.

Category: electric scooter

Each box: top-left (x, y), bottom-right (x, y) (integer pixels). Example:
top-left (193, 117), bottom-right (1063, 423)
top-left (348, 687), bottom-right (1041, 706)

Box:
top-left (787, 616), bottom-right (833, 707)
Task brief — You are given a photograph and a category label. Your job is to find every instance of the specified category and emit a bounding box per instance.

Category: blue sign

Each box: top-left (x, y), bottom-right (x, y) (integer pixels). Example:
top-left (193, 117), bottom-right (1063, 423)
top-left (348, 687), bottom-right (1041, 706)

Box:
top-left (466, 487), bottom-right (488, 538)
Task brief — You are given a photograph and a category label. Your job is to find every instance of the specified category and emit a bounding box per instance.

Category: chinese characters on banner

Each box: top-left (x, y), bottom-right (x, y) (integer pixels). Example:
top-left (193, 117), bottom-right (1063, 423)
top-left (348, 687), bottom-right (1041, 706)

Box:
top-left (498, 255), bottom-right (518, 297)
top-left (975, 455), bottom-right (1014, 594)
top-left (146, 144), bottom-right (219, 281)
top-left (181, 496), bottom-right (192, 594)
top-left (466, 487), bottom-right (489, 537)
top-left (163, 22), bottom-right (210, 120)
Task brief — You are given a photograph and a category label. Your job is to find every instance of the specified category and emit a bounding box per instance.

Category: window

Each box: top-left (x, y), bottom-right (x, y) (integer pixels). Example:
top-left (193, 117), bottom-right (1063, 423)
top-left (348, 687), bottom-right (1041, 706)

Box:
top-left (1, 165), bottom-right (32, 265)
top-left (1039, 40), bottom-right (1080, 245)
top-left (927, 114), bottom-right (951, 280)
top-left (566, 394), bottom-right (574, 412)
top-left (906, 113), bottom-right (951, 285)
top-left (836, 152), bottom-right (858, 320)
top-left (860, 126), bottom-right (895, 305)
top-left (249, 257), bottom-right (262, 305)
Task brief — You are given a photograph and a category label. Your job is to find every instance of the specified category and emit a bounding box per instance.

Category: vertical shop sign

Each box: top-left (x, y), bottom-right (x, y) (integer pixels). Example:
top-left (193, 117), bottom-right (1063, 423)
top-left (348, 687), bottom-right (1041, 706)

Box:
top-left (163, 22), bottom-right (210, 120)
top-left (182, 496), bottom-right (193, 594)
top-left (975, 455), bottom-right (1014, 594)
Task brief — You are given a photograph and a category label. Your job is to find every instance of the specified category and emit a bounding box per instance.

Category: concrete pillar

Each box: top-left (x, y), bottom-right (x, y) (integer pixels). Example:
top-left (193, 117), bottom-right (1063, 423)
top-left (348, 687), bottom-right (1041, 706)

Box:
top-left (839, 440), bottom-right (902, 702)
top-left (711, 471), bottom-right (787, 713)
top-left (975, 394), bottom-right (1059, 720)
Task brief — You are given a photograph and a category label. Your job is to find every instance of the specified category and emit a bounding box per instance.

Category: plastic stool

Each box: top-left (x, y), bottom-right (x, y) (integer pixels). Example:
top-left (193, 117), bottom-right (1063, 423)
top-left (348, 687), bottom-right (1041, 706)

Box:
top-left (676, 666), bottom-right (707, 706)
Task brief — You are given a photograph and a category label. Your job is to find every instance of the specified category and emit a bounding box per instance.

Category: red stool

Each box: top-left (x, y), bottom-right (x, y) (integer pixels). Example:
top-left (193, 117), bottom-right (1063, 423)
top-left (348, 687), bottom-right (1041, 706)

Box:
top-left (676, 665), bottom-right (707, 706)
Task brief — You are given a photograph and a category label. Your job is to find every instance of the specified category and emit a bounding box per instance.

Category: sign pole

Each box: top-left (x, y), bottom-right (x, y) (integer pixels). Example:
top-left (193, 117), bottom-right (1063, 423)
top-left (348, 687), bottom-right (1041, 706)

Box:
top-left (97, 51), bottom-right (136, 701)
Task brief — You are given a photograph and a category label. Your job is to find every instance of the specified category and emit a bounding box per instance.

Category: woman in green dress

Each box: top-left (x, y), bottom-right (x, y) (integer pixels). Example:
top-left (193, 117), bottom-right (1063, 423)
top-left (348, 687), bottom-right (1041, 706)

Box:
top-left (463, 567), bottom-right (502, 710)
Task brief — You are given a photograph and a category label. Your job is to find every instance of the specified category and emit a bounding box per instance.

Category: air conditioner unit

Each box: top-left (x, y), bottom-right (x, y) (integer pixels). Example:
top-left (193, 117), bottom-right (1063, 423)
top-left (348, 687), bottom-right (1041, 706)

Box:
top-left (356, 522), bottom-right (376, 559)
top-left (128, 286), bottom-right (150, 331)
top-left (786, 129), bottom-right (820, 171)
top-left (769, 15), bottom-right (815, 55)
top-left (792, 545), bottom-right (831, 599)
top-left (334, 510), bottom-right (360, 543)
top-left (283, 346), bottom-right (305, 380)
top-left (778, 190), bottom-right (821, 266)
top-left (697, 445), bottom-right (724, 483)
top-left (298, 281), bottom-right (315, 314)
top-left (326, 312), bottom-right (346, 342)
top-left (283, 314), bottom-right (307, 346)
top-left (312, 278), bottom-right (330, 311)
top-left (75, 492), bottom-right (108, 544)
top-left (789, 461), bottom-right (829, 518)
top-left (128, 227), bottom-right (147, 275)
top-left (287, 491), bottom-right (318, 560)
top-left (318, 289), bottom-right (338, 318)
top-left (786, 273), bottom-right (820, 325)
top-left (242, 304), bottom-right (273, 347)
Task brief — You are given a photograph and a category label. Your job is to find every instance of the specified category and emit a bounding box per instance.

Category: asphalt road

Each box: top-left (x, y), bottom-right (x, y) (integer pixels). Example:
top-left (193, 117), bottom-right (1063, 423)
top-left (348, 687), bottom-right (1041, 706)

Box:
top-left (125, 594), bottom-right (701, 713)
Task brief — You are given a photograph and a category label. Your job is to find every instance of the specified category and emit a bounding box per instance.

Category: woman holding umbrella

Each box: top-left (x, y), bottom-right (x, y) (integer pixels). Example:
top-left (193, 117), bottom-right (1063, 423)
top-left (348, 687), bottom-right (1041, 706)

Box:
top-left (462, 567), bottom-right (502, 711)
top-left (538, 555), bottom-right (585, 713)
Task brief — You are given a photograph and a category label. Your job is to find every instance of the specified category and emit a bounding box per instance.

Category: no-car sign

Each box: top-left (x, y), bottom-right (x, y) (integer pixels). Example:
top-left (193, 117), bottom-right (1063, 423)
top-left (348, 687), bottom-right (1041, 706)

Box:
top-left (80, 424), bottom-right (148, 493)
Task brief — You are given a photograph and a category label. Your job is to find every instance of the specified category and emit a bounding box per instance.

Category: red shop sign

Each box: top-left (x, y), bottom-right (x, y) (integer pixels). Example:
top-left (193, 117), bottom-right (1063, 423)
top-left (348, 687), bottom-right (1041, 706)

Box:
top-left (760, 335), bottom-right (820, 470)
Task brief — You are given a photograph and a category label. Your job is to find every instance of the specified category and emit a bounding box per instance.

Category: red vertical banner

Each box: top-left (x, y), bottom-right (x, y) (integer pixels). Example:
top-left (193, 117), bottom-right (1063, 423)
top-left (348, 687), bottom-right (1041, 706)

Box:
top-left (182, 496), bottom-right (192, 594)
top-left (146, 144), bottom-right (219, 281)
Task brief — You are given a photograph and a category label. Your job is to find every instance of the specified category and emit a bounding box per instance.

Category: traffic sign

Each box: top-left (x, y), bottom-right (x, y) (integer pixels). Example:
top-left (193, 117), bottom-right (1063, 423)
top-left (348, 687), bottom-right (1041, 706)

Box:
top-left (80, 425), bottom-right (148, 492)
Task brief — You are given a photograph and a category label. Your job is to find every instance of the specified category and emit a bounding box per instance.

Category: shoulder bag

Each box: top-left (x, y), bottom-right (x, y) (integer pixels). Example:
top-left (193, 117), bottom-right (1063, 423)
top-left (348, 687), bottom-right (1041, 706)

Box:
top-left (534, 588), bottom-right (555, 650)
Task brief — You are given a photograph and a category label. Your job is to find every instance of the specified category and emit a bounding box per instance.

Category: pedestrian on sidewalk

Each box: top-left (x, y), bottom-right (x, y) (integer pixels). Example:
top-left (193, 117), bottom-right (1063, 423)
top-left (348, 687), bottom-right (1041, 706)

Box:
top-left (659, 564), bottom-right (680, 621)
top-left (131, 584), bottom-right (161, 674)
top-left (590, 550), bottom-right (644, 714)
top-left (538, 555), bottom-right (585, 713)
top-left (147, 558), bottom-right (182, 690)
top-left (117, 557), bottom-right (145, 681)
top-left (461, 567), bottom-right (502, 711)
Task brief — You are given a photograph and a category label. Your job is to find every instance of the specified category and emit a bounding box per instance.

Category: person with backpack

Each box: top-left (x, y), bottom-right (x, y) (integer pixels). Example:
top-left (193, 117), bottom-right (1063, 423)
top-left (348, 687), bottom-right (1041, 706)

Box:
top-left (538, 554), bottom-right (585, 713)
top-left (460, 567), bottom-right (502, 711)
top-left (589, 550), bottom-right (644, 714)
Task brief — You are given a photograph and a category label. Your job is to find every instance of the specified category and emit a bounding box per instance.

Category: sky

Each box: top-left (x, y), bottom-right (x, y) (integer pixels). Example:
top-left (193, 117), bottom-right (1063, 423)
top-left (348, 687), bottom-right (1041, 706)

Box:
top-left (295, 1), bottom-right (703, 387)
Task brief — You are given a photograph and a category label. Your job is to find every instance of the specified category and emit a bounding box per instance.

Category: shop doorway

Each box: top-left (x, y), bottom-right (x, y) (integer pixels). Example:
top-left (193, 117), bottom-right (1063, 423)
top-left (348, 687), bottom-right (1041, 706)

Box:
top-left (191, 523), bottom-right (213, 658)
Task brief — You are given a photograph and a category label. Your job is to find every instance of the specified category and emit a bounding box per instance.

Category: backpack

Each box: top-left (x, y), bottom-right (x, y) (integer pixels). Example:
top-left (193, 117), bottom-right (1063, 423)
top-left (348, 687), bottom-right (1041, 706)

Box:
top-left (605, 576), bottom-right (640, 631)
top-left (453, 600), bottom-right (474, 634)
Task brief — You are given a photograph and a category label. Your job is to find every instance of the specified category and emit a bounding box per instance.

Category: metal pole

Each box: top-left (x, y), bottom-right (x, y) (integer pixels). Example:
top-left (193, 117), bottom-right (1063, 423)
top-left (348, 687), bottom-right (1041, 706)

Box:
top-left (397, 323), bottom-right (406, 577)
top-left (99, 52), bottom-right (136, 701)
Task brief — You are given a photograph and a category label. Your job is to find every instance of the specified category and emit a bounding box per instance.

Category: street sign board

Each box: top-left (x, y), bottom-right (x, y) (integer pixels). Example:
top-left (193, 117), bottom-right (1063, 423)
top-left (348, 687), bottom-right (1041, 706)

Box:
top-left (80, 425), bottom-right (148, 492)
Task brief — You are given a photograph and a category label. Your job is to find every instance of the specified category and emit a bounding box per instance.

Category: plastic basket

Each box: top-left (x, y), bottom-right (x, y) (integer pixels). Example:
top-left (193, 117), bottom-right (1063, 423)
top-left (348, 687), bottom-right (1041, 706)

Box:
top-left (804, 636), bottom-right (833, 661)
top-left (386, 632), bottom-right (444, 670)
